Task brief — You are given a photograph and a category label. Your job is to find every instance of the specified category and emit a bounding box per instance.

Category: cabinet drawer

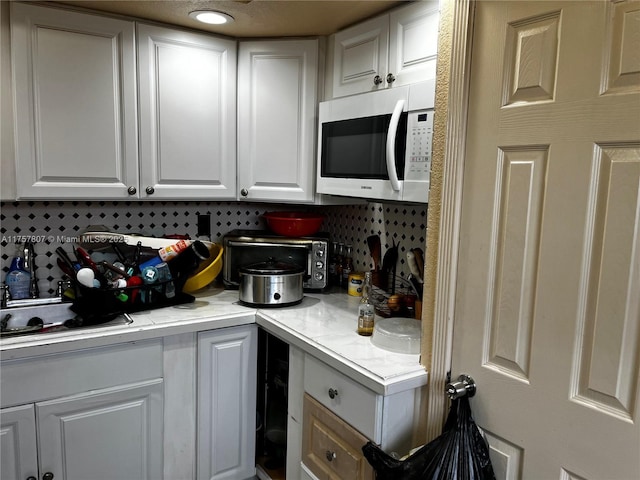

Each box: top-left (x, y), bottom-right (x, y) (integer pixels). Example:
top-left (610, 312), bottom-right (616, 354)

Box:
top-left (302, 393), bottom-right (374, 480)
top-left (304, 355), bottom-right (381, 441)
top-left (1, 339), bottom-right (163, 407)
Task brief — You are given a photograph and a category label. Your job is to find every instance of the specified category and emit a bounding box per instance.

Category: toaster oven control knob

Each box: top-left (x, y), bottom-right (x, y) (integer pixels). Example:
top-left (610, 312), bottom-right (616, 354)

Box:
top-left (127, 186), bottom-right (137, 195)
top-left (373, 75), bottom-right (383, 86)
top-left (314, 272), bottom-right (324, 281)
top-left (316, 250), bottom-right (324, 258)
top-left (241, 188), bottom-right (249, 197)
top-left (386, 73), bottom-right (396, 84)
top-left (315, 261), bottom-right (324, 270)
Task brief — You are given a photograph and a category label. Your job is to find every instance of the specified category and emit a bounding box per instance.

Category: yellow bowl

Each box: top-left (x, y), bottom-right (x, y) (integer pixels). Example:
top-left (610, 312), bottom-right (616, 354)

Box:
top-left (182, 242), bottom-right (224, 293)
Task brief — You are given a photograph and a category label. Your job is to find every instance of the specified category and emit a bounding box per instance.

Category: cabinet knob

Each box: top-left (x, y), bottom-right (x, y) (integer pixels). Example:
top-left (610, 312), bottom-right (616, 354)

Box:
top-left (241, 188), bottom-right (249, 197)
top-left (325, 450), bottom-right (337, 462)
top-left (373, 75), bottom-right (383, 86)
top-left (42, 473), bottom-right (55, 480)
top-left (386, 73), bottom-right (396, 84)
top-left (328, 388), bottom-right (338, 399)
top-left (127, 186), bottom-right (137, 195)
top-left (145, 186), bottom-right (155, 195)
top-left (26, 477), bottom-right (37, 480)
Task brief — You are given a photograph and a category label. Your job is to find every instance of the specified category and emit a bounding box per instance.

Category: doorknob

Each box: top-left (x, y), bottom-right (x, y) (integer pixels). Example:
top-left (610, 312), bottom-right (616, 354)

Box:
top-left (445, 374), bottom-right (476, 399)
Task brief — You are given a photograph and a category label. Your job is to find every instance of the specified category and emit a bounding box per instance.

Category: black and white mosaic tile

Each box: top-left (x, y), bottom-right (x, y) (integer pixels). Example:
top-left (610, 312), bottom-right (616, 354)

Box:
top-left (0, 201), bottom-right (427, 296)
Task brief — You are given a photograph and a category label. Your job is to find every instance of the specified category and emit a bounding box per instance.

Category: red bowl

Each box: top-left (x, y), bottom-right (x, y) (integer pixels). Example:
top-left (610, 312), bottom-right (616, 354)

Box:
top-left (263, 211), bottom-right (325, 237)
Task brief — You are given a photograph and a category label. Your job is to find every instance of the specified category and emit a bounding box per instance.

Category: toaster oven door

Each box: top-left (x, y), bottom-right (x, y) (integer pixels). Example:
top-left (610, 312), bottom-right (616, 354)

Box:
top-left (224, 242), bottom-right (312, 288)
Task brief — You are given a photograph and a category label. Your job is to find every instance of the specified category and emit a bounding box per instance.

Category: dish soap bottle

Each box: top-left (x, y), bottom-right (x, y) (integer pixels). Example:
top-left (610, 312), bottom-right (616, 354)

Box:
top-left (357, 272), bottom-right (375, 336)
top-left (6, 249), bottom-right (31, 300)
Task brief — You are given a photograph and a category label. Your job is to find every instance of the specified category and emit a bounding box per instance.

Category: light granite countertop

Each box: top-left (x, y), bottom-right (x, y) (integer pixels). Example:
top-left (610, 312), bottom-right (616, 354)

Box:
top-left (1, 285), bottom-right (428, 396)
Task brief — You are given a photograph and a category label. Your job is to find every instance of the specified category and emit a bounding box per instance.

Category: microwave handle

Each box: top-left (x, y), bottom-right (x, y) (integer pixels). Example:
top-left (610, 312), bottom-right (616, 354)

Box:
top-left (386, 99), bottom-right (404, 192)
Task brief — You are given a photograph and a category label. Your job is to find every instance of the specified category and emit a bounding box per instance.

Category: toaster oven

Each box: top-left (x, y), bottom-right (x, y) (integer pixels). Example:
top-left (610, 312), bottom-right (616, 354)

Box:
top-left (222, 230), bottom-right (329, 290)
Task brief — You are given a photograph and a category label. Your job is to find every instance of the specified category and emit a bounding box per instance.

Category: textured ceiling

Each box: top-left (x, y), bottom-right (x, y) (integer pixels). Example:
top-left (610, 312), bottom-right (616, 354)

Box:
top-left (45, 0), bottom-right (406, 38)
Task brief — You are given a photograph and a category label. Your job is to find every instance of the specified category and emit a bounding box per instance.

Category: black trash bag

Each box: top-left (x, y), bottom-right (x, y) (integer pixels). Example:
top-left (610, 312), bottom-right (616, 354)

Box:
top-left (362, 396), bottom-right (496, 480)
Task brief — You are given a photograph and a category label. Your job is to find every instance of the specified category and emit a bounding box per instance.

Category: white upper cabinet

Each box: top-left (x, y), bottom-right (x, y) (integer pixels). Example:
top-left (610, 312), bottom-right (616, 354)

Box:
top-left (237, 39), bottom-right (318, 203)
top-left (137, 24), bottom-right (237, 200)
top-left (330, 1), bottom-right (439, 98)
top-left (11, 3), bottom-right (139, 199)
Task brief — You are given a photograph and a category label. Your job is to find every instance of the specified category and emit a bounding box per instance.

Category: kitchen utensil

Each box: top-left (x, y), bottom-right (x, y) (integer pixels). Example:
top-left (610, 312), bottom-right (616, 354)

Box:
top-left (406, 250), bottom-right (424, 284)
top-left (57, 258), bottom-right (76, 279)
top-left (367, 235), bottom-right (382, 271)
top-left (263, 211), bottom-right (325, 237)
top-left (381, 239), bottom-right (399, 274)
top-left (238, 259), bottom-right (304, 307)
top-left (56, 246), bottom-right (78, 271)
top-left (76, 268), bottom-right (97, 288)
top-left (182, 242), bottom-right (224, 293)
top-left (80, 231), bottom-right (182, 250)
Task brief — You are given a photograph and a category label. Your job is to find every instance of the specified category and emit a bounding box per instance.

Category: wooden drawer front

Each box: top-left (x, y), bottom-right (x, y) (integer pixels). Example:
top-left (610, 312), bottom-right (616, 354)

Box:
top-left (303, 394), bottom-right (374, 480)
top-left (304, 355), bottom-right (380, 441)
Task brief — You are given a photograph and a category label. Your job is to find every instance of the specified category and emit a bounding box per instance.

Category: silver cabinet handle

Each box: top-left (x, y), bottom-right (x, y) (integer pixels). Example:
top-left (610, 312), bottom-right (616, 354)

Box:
top-left (145, 186), bottom-right (155, 195)
top-left (241, 188), bottom-right (249, 197)
top-left (328, 388), bottom-right (338, 399)
top-left (373, 75), bottom-right (383, 85)
top-left (386, 73), bottom-right (396, 84)
top-left (127, 186), bottom-right (137, 195)
top-left (326, 450), bottom-right (336, 462)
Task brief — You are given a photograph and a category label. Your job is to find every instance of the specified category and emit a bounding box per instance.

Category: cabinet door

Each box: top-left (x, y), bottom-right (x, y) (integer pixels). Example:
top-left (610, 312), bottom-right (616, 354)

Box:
top-left (238, 39), bottom-right (318, 203)
top-left (138, 24), bottom-right (237, 199)
top-left (0, 404), bottom-right (38, 480)
top-left (11, 3), bottom-right (138, 199)
top-left (331, 15), bottom-right (389, 98)
top-left (36, 379), bottom-right (164, 480)
top-left (197, 325), bottom-right (257, 480)
top-left (387, 0), bottom-right (439, 88)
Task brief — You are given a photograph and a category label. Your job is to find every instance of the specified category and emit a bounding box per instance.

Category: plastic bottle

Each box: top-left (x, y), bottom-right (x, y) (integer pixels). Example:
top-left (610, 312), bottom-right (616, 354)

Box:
top-left (5, 255), bottom-right (31, 300)
top-left (357, 272), bottom-right (375, 336)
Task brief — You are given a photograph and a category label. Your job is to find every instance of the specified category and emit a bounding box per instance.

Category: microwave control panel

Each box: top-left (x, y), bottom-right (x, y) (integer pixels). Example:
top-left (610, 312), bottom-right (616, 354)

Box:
top-left (404, 110), bottom-right (434, 182)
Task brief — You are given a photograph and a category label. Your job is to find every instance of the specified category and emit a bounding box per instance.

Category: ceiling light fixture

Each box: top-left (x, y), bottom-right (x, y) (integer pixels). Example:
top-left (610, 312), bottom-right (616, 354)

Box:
top-left (189, 10), bottom-right (234, 25)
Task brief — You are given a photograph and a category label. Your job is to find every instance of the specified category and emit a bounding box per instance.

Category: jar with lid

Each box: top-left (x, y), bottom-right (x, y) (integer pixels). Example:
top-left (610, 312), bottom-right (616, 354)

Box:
top-left (357, 272), bottom-right (375, 336)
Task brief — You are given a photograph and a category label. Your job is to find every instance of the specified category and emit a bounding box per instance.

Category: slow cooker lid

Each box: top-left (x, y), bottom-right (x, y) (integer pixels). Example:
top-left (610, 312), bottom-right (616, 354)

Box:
top-left (239, 259), bottom-right (305, 275)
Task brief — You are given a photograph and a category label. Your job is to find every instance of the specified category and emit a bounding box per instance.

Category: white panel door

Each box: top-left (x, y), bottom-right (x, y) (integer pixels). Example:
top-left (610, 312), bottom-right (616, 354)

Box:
top-left (237, 39), bottom-right (318, 203)
top-left (387, 0), bottom-right (439, 89)
top-left (452, 1), bottom-right (640, 479)
top-left (0, 404), bottom-right (38, 480)
top-left (331, 15), bottom-right (389, 97)
top-left (137, 24), bottom-right (237, 199)
top-left (36, 379), bottom-right (164, 480)
top-left (197, 325), bottom-right (257, 480)
top-left (11, 3), bottom-right (138, 199)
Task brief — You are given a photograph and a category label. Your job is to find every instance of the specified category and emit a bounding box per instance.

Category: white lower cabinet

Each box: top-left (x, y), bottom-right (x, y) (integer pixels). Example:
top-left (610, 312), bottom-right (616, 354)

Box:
top-left (197, 325), bottom-right (257, 480)
top-left (294, 354), bottom-right (426, 480)
top-left (0, 340), bottom-right (164, 480)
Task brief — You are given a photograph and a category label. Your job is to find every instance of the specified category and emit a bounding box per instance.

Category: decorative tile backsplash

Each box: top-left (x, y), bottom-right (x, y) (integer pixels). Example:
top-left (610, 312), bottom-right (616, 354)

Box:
top-left (0, 201), bottom-right (427, 296)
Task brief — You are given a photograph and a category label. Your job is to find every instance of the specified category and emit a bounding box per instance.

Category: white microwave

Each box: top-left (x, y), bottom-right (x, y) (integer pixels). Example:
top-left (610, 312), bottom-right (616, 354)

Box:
top-left (316, 80), bottom-right (435, 204)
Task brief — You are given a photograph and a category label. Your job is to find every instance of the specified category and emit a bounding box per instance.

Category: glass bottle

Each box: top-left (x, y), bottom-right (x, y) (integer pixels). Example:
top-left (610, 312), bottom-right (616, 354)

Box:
top-left (357, 272), bottom-right (375, 336)
top-left (335, 242), bottom-right (345, 288)
top-left (328, 241), bottom-right (338, 286)
top-left (342, 244), bottom-right (353, 289)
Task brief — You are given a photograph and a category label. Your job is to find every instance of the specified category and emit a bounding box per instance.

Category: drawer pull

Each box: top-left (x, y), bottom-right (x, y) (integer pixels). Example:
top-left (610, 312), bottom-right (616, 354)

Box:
top-left (328, 388), bottom-right (339, 399)
top-left (326, 450), bottom-right (337, 462)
